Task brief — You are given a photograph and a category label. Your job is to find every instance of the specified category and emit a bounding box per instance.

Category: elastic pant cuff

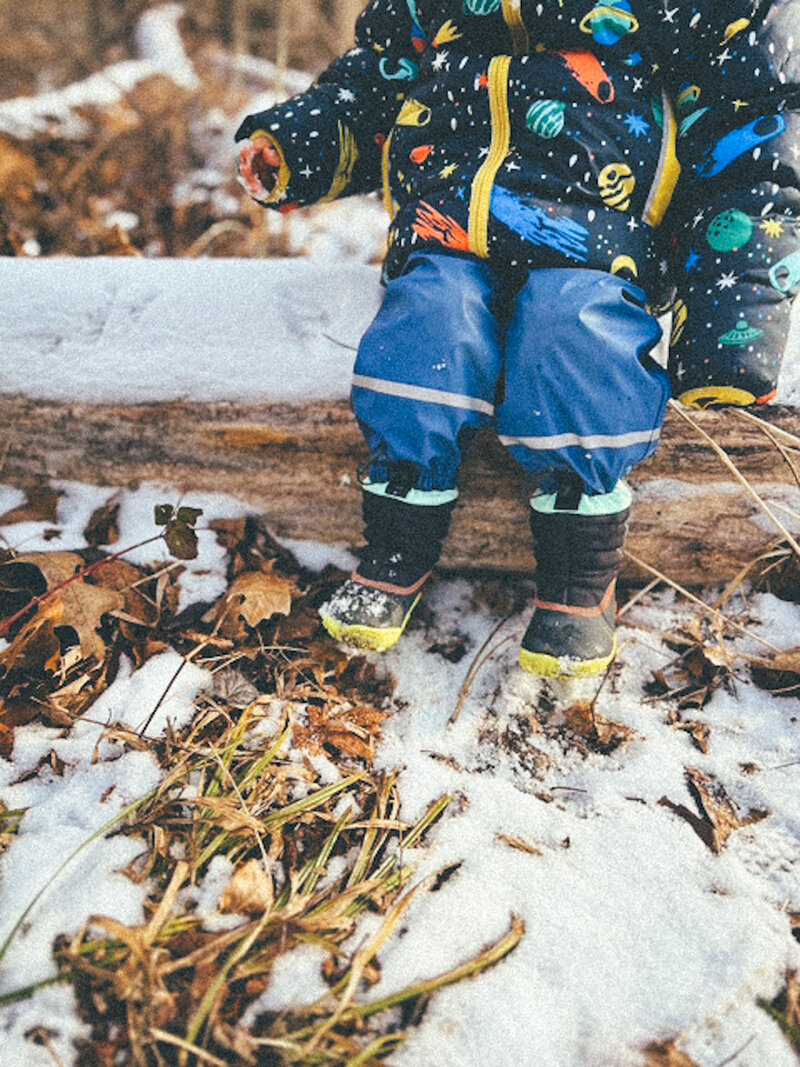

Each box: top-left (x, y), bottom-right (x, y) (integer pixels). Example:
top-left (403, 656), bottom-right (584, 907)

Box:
top-left (363, 480), bottom-right (459, 507)
top-left (531, 480), bottom-right (633, 516)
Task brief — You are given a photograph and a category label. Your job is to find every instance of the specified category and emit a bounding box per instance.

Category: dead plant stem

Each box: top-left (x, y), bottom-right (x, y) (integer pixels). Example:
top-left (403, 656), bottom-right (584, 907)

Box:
top-left (668, 399), bottom-right (800, 557)
top-left (149, 1028), bottom-right (228, 1067)
top-left (624, 551), bottom-right (781, 654)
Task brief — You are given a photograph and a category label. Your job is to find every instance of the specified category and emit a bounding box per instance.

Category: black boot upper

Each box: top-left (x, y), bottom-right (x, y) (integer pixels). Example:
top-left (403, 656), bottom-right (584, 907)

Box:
top-left (529, 506), bottom-right (629, 609)
top-left (356, 487), bottom-right (455, 590)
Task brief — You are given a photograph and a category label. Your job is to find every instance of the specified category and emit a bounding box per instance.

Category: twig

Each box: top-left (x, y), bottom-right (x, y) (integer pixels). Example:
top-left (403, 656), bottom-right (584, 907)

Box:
top-left (321, 332), bottom-right (358, 352)
top-left (717, 1034), bottom-right (755, 1066)
top-left (732, 407), bottom-right (800, 451)
top-left (618, 577), bottom-right (662, 617)
top-left (137, 640), bottom-right (210, 737)
top-left (731, 410), bottom-right (800, 488)
top-left (668, 399), bottom-right (800, 557)
top-left (450, 615), bottom-right (515, 724)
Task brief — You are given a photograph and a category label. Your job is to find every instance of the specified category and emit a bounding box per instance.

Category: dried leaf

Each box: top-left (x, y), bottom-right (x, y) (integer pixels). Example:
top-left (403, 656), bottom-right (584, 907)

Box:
top-left (660, 769), bottom-right (767, 853)
top-left (2, 550), bottom-right (83, 602)
top-left (0, 552), bottom-right (124, 670)
top-left (686, 768), bottom-right (767, 851)
top-left (0, 484), bottom-right (60, 526)
top-left (292, 698), bottom-right (388, 765)
top-left (675, 720), bottom-right (710, 754)
top-left (92, 558), bottom-right (157, 627)
top-left (564, 702), bottom-right (634, 754)
top-left (647, 628), bottom-right (736, 710)
top-left (0, 613), bottom-right (61, 674)
top-left (214, 567), bottom-right (295, 640)
top-left (642, 1040), bottom-right (697, 1066)
top-left (219, 858), bottom-right (274, 916)
top-left (83, 499), bottom-right (121, 547)
top-left (759, 648), bottom-right (800, 674)
top-left (751, 648), bottom-right (800, 695)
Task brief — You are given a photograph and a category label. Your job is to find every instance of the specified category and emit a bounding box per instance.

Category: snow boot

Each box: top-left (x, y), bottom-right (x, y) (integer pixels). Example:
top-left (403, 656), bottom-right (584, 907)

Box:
top-left (320, 473), bottom-right (456, 652)
top-left (520, 482), bottom-right (631, 679)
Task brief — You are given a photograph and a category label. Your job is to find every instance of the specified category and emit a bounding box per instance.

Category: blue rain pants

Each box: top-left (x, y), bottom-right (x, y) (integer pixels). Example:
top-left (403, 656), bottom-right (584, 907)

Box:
top-left (351, 253), bottom-right (670, 496)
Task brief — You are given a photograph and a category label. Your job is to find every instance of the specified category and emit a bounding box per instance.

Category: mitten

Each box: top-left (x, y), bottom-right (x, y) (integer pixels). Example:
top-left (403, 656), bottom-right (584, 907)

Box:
top-left (237, 136), bottom-right (284, 204)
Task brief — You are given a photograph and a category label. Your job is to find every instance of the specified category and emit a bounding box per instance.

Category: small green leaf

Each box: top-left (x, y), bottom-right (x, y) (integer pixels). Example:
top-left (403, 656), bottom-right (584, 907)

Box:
top-left (176, 507), bottom-right (203, 526)
top-left (165, 520), bottom-right (199, 560)
top-left (154, 504), bottom-right (174, 526)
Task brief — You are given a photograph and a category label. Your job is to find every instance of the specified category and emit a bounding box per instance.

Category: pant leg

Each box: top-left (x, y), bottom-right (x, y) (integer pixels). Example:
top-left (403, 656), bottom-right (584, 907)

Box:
top-left (352, 252), bottom-right (505, 492)
top-left (496, 268), bottom-right (670, 496)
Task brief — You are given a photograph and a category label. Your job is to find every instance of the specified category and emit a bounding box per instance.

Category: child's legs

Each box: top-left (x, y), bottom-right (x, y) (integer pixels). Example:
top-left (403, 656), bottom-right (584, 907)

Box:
top-left (496, 268), bottom-right (670, 495)
top-left (352, 252), bottom-right (505, 493)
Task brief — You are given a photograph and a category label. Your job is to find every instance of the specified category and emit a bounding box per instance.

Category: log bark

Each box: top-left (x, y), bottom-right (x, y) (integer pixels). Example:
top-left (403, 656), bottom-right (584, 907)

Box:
top-left (2, 394), bottom-right (800, 586)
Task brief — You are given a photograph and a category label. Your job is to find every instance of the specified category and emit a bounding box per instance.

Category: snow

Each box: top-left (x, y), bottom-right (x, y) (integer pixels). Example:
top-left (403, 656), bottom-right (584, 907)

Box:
top-left (134, 3), bottom-right (200, 91)
top-left (0, 255), bottom-right (798, 405)
top-left (0, 258), bottom-right (381, 404)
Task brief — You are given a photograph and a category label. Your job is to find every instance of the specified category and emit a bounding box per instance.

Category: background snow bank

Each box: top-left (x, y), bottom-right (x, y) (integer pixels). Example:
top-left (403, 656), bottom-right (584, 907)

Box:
top-left (0, 258), bottom-right (381, 404)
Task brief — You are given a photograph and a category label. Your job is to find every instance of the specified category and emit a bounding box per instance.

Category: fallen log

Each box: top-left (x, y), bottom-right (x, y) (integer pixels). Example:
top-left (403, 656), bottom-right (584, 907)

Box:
top-left (2, 394), bottom-right (800, 587)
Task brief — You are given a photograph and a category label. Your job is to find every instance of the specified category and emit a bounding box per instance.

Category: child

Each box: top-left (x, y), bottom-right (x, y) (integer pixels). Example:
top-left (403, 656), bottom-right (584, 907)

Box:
top-left (236, 0), bottom-right (800, 678)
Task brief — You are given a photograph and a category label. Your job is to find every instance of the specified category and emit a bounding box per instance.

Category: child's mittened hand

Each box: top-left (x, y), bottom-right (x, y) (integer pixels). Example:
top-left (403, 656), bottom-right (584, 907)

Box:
top-left (238, 138), bottom-right (282, 202)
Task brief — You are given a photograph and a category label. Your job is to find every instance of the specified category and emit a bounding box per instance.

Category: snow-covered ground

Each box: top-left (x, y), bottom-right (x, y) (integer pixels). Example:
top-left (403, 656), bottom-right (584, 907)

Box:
top-left (1, 479), bottom-right (800, 1066)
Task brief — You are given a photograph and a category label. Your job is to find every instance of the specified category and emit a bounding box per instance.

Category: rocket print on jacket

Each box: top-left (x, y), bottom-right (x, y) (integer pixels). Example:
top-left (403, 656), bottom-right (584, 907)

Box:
top-left (235, 0), bottom-right (800, 406)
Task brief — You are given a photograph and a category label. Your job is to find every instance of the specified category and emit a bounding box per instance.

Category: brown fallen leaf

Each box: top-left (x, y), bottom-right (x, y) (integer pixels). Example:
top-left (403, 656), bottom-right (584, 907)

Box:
top-left (564, 701), bottom-right (634, 754)
top-left (660, 769), bottom-right (767, 853)
top-left (0, 484), bottom-right (60, 526)
top-left (0, 552), bottom-right (124, 669)
top-left (83, 497), bottom-right (121, 547)
top-left (687, 768), bottom-right (767, 851)
top-left (92, 558), bottom-right (157, 628)
top-left (642, 1040), bottom-right (697, 1066)
top-left (219, 858), bottom-right (274, 917)
top-left (675, 719), bottom-right (710, 754)
top-left (213, 565), bottom-right (295, 640)
top-left (0, 613), bottom-right (62, 675)
top-left (751, 648), bottom-right (800, 695)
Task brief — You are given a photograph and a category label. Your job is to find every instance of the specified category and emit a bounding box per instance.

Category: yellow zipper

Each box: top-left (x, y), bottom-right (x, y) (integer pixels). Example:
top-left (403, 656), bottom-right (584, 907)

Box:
top-left (502, 0), bottom-right (530, 56)
top-left (643, 88), bottom-right (681, 227)
top-left (381, 129), bottom-right (397, 218)
top-left (469, 55), bottom-right (512, 258)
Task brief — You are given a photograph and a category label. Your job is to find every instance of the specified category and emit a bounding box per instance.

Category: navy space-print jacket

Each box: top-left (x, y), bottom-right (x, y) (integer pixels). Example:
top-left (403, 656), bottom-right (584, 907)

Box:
top-left (235, 1), bottom-right (800, 407)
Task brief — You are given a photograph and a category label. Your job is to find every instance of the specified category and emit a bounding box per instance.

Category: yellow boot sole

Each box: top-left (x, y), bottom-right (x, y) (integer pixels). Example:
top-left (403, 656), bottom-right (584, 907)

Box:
top-left (320, 592), bottom-right (422, 652)
top-left (519, 635), bottom-right (617, 680)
